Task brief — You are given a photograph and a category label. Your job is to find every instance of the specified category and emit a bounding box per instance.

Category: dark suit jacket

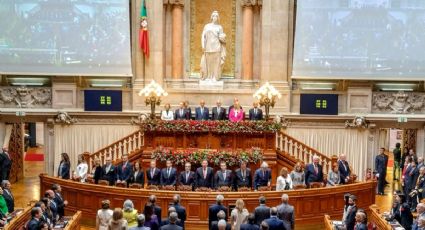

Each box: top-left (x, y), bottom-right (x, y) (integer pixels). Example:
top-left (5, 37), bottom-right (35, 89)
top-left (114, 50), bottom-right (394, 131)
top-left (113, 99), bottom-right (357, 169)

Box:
top-left (277, 203), bottom-right (294, 230)
top-left (26, 218), bottom-right (40, 230)
top-left (147, 168), bottom-right (162, 185)
top-left (171, 204), bottom-right (187, 224)
top-left (178, 171), bottom-right (195, 187)
top-left (49, 199), bottom-right (59, 222)
top-left (249, 108), bottom-right (263, 121)
top-left (344, 205), bottom-right (357, 230)
top-left (212, 107), bottom-right (226, 120)
top-left (214, 170), bottom-right (233, 188)
top-left (304, 163), bottom-right (324, 186)
top-left (407, 167), bottom-right (419, 191)
top-left (338, 160), bottom-right (350, 184)
top-left (375, 154), bottom-right (387, 175)
top-left (130, 170), bottom-right (145, 185)
top-left (210, 221), bottom-right (231, 230)
top-left (195, 167), bottom-right (214, 188)
top-left (0, 152), bottom-right (12, 180)
top-left (93, 166), bottom-right (103, 184)
top-left (117, 161), bottom-right (133, 182)
top-left (253, 169), bottom-right (271, 190)
top-left (264, 216), bottom-right (286, 230)
top-left (233, 168), bottom-right (252, 190)
top-left (101, 164), bottom-right (117, 185)
top-left (174, 109), bottom-right (190, 120)
top-left (144, 205), bottom-right (162, 225)
top-left (240, 223), bottom-right (260, 230)
top-left (254, 204), bottom-right (270, 225)
top-left (53, 192), bottom-right (65, 218)
top-left (400, 203), bottom-right (413, 229)
top-left (160, 220), bottom-right (183, 229)
top-left (160, 168), bottom-right (177, 186)
top-left (57, 161), bottom-right (70, 179)
top-left (208, 204), bottom-right (228, 228)
top-left (195, 107), bottom-right (209, 120)
top-left (354, 223), bottom-right (367, 230)
top-left (2, 189), bottom-right (14, 213)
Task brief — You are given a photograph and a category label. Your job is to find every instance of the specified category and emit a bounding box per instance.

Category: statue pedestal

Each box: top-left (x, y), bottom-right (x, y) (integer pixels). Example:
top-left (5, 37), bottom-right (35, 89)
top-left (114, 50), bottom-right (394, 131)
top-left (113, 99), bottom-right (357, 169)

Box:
top-left (199, 79), bottom-right (224, 90)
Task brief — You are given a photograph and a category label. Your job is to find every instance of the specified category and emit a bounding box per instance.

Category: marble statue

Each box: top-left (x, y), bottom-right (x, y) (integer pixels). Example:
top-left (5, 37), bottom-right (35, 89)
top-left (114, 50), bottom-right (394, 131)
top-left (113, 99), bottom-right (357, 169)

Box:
top-left (200, 11), bottom-right (226, 81)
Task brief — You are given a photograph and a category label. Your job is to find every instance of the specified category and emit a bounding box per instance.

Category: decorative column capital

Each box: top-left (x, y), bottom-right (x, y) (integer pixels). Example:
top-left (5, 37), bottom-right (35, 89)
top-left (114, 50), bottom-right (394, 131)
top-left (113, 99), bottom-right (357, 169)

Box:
top-left (167, 0), bottom-right (185, 6)
top-left (241, 0), bottom-right (257, 7)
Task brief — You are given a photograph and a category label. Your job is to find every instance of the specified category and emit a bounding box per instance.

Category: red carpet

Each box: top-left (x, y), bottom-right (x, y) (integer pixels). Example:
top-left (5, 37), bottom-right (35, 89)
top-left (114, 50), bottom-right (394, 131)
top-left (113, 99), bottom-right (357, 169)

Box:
top-left (25, 153), bottom-right (44, 161)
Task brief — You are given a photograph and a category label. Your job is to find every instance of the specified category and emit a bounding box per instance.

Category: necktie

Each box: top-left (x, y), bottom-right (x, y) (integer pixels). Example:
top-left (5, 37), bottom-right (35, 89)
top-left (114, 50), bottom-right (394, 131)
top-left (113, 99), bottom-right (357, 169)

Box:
top-left (186, 172), bottom-right (189, 183)
top-left (167, 168), bottom-right (171, 178)
top-left (223, 171), bottom-right (226, 180)
top-left (262, 170), bottom-right (265, 178)
top-left (254, 108), bottom-right (257, 115)
top-left (151, 169), bottom-right (154, 178)
top-left (242, 170), bottom-right (245, 178)
top-left (201, 107), bottom-right (204, 115)
top-left (180, 109), bottom-right (183, 116)
top-left (203, 169), bottom-right (207, 179)
top-left (314, 164), bottom-right (318, 174)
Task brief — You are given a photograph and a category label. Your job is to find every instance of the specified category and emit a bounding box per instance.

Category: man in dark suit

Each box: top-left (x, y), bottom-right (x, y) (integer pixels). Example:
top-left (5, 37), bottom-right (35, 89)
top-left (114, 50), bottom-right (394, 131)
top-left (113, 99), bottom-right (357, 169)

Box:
top-left (344, 195), bottom-right (358, 230)
top-left (148, 195), bottom-right (162, 224)
top-left (147, 160), bottom-right (162, 185)
top-left (304, 155), bottom-right (324, 187)
top-left (338, 154), bottom-right (351, 184)
top-left (161, 160), bottom-right (177, 187)
top-left (0, 147), bottom-right (12, 181)
top-left (212, 100), bottom-right (226, 120)
top-left (248, 102), bottom-right (263, 121)
top-left (160, 212), bottom-right (183, 230)
top-left (241, 214), bottom-right (260, 230)
top-left (375, 147), bottom-right (387, 195)
top-left (264, 207), bottom-right (285, 230)
top-left (1, 180), bottom-right (14, 213)
top-left (52, 184), bottom-right (68, 218)
top-left (170, 194), bottom-right (186, 229)
top-left (208, 195), bottom-right (228, 228)
top-left (233, 161), bottom-right (252, 190)
top-left (254, 162), bottom-right (271, 190)
top-left (276, 194), bottom-right (294, 230)
top-left (254, 196), bottom-right (270, 226)
top-left (195, 160), bottom-right (214, 189)
top-left (195, 100), bottom-right (209, 120)
top-left (26, 207), bottom-right (42, 230)
top-left (160, 207), bottom-right (184, 228)
top-left (175, 102), bottom-right (190, 120)
top-left (184, 101), bottom-right (192, 120)
top-left (45, 190), bottom-right (58, 223)
top-left (214, 162), bottom-right (232, 189)
top-left (101, 157), bottom-right (116, 185)
top-left (117, 155), bottom-right (133, 186)
top-left (178, 162), bottom-right (195, 188)
top-left (210, 211), bottom-right (231, 230)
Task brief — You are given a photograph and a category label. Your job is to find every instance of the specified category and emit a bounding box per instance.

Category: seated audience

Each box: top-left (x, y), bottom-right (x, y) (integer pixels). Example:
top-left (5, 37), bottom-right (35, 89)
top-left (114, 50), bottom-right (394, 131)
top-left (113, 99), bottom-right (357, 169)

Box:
top-left (102, 157), bottom-right (117, 186)
top-left (215, 162), bottom-right (233, 189)
top-left (174, 102), bottom-right (190, 120)
top-left (161, 103), bottom-right (174, 121)
top-left (277, 194), bottom-right (294, 230)
top-left (74, 155), bottom-right (88, 182)
top-left (160, 212), bottom-right (182, 230)
top-left (147, 160), bottom-right (161, 186)
top-left (143, 204), bottom-right (159, 230)
top-left (234, 161), bottom-right (252, 190)
top-left (123, 199), bottom-right (139, 228)
top-left (170, 194), bottom-right (186, 228)
top-left (249, 102), bottom-right (263, 121)
top-left (254, 196), bottom-right (270, 226)
top-left (1, 180), bottom-right (14, 213)
top-left (129, 214), bottom-right (149, 230)
top-left (230, 199), bottom-right (249, 230)
top-left (35, 201), bottom-right (52, 228)
top-left (327, 163), bottom-right (341, 187)
top-left (117, 155), bottom-right (133, 187)
top-left (416, 216), bottom-right (425, 230)
top-left (195, 100), bottom-right (209, 120)
top-left (354, 211), bottom-right (367, 230)
top-left (161, 160), bottom-right (177, 187)
top-left (195, 160), bottom-right (214, 189)
top-left (0, 212), bottom-right (5, 228)
top-left (276, 167), bottom-right (292, 191)
top-left (209, 195), bottom-right (228, 228)
top-left (212, 100), bottom-right (226, 120)
top-left (130, 161), bottom-right (145, 186)
top-left (178, 162), bottom-right (195, 188)
top-left (343, 195), bottom-right (358, 230)
top-left (305, 155), bottom-right (324, 187)
top-left (160, 207), bottom-right (183, 228)
top-left (52, 184), bottom-right (68, 218)
top-left (57, 152), bottom-right (71, 179)
top-left (92, 158), bottom-right (103, 184)
top-left (229, 103), bottom-right (244, 122)
top-left (254, 162), bottom-right (271, 190)
top-left (26, 207), bottom-right (42, 230)
top-left (338, 154), bottom-right (351, 184)
top-left (240, 214), bottom-right (260, 230)
top-left (109, 208), bottom-right (128, 230)
top-left (290, 162), bottom-right (305, 187)
top-left (211, 210), bottom-right (231, 230)
top-left (96, 199), bottom-right (113, 230)
top-left (145, 195), bottom-right (162, 224)
top-left (263, 208), bottom-right (285, 230)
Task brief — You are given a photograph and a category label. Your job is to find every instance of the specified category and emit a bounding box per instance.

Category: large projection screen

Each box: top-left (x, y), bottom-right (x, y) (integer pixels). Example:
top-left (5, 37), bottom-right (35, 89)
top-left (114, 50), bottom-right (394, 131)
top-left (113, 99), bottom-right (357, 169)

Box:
top-left (292, 0), bottom-right (425, 80)
top-left (0, 0), bottom-right (132, 76)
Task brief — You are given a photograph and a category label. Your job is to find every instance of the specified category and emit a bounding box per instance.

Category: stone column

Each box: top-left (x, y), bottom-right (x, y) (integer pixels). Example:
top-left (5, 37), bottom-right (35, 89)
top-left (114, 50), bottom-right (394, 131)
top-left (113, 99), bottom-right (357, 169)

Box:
top-left (241, 0), bottom-right (255, 80)
top-left (170, 0), bottom-right (184, 79)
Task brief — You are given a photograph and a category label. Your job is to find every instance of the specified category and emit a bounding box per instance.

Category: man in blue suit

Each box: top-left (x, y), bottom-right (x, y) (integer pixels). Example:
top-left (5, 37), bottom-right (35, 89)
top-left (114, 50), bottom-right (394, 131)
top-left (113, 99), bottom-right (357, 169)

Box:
top-left (161, 160), bottom-right (177, 186)
top-left (195, 160), bottom-right (214, 188)
top-left (264, 207), bottom-right (286, 230)
top-left (170, 194), bottom-right (186, 229)
top-left (102, 157), bottom-right (117, 185)
top-left (26, 207), bottom-right (42, 230)
top-left (214, 162), bottom-right (233, 189)
top-left (147, 160), bottom-right (162, 185)
top-left (254, 196), bottom-right (270, 225)
top-left (195, 100), bottom-right (209, 120)
top-left (375, 147), bottom-right (387, 195)
top-left (208, 194), bottom-right (228, 228)
top-left (248, 102), bottom-right (263, 121)
top-left (254, 162), bottom-right (271, 190)
top-left (117, 155), bottom-right (133, 186)
top-left (338, 154), bottom-right (351, 184)
top-left (175, 102), bottom-right (190, 120)
top-left (304, 155), bottom-right (324, 188)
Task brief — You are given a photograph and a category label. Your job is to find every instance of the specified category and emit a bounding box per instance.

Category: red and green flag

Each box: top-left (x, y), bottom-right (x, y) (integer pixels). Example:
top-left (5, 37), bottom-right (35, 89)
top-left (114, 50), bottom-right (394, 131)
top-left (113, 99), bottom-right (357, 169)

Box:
top-left (139, 0), bottom-right (149, 58)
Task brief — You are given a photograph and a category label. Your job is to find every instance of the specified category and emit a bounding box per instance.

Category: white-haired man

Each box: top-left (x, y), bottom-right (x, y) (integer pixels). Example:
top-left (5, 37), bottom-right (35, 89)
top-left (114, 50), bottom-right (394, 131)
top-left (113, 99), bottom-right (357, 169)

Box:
top-left (208, 194), bottom-right (228, 228)
top-left (305, 155), bottom-right (323, 188)
top-left (254, 162), bottom-right (271, 190)
top-left (276, 194), bottom-right (294, 230)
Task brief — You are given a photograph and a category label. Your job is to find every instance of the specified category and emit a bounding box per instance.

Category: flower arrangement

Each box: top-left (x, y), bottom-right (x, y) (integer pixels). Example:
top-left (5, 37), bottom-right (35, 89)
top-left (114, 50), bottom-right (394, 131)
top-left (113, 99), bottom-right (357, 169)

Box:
top-left (151, 147), bottom-right (263, 166)
top-left (140, 120), bottom-right (282, 134)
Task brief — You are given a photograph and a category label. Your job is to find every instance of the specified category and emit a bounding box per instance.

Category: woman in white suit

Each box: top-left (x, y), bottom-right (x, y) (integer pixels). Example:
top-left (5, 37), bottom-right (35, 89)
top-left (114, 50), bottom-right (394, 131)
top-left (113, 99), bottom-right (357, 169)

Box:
top-left (161, 103), bottom-right (174, 121)
top-left (74, 154), bottom-right (88, 183)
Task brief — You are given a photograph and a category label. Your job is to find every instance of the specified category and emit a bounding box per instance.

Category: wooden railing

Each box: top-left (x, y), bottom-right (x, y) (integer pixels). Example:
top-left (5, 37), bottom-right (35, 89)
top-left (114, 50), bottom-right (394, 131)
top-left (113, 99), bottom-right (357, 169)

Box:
top-left (323, 215), bottom-right (333, 230)
top-left (369, 205), bottom-right (392, 230)
top-left (276, 130), bottom-right (337, 173)
top-left (65, 211), bottom-right (82, 230)
top-left (83, 129), bottom-right (144, 169)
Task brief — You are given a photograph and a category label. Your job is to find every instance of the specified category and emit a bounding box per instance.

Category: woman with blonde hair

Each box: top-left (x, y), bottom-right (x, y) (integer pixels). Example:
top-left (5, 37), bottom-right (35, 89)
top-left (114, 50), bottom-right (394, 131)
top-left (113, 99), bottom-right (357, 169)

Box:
top-left (290, 162), bottom-right (305, 187)
top-left (229, 103), bottom-right (244, 122)
top-left (276, 167), bottom-right (293, 191)
top-left (74, 154), bottom-right (88, 182)
top-left (327, 163), bottom-right (341, 186)
top-left (230, 199), bottom-right (249, 230)
top-left (108, 208), bottom-right (128, 230)
top-left (122, 199), bottom-right (138, 227)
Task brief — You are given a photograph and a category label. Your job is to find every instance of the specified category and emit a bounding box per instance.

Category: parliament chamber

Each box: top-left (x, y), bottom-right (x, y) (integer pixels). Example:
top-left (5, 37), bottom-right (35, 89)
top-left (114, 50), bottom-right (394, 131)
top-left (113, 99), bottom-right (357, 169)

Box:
top-left (1, 0), bottom-right (425, 229)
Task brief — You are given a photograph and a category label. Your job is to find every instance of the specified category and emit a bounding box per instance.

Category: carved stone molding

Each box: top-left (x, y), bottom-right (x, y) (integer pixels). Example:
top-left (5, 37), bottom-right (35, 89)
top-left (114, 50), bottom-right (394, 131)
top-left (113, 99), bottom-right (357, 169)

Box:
top-left (55, 112), bottom-right (77, 125)
top-left (345, 116), bottom-right (368, 129)
top-left (167, 0), bottom-right (184, 6)
top-left (131, 113), bottom-right (150, 125)
top-left (241, 0), bottom-right (257, 6)
top-left (0, 86), bottom-right (51, 108)
top-left (46, 118), bottom-right (55, 136)
top-left (372, 91), bottom-right (425, 114)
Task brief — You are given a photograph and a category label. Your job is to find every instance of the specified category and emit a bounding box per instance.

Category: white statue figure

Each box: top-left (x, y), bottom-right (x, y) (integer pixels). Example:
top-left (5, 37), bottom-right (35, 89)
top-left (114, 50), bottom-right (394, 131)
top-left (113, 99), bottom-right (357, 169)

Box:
top-left (200, 11), bottom-right (226, 81)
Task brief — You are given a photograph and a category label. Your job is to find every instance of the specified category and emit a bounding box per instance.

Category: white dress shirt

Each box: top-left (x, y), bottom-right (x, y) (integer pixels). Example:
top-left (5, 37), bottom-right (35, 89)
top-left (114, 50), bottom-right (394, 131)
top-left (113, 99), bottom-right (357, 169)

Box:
top-left (161, 110), bottom-right (174, 121)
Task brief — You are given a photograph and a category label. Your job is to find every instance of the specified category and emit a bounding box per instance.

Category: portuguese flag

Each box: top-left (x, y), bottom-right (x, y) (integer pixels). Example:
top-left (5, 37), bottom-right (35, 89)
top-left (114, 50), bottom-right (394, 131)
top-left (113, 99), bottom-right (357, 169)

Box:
top-left (139, 0), bottom-right (149, 58)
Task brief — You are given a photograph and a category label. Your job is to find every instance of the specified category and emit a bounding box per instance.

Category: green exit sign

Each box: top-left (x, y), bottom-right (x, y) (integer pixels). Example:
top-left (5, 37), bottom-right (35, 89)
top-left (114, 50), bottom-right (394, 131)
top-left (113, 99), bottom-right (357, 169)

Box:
top-left (397, 117), bottom-right (407, 123)
top-left (315, 99), bottom-right (327, 109)
top-left (100, 96), bottom-right (112, 105)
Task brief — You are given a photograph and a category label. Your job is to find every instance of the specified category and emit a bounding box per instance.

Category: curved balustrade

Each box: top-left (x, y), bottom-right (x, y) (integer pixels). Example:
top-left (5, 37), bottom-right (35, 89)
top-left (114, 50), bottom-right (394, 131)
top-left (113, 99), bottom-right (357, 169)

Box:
top-left (40, 174), bottom-right (376, 229)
